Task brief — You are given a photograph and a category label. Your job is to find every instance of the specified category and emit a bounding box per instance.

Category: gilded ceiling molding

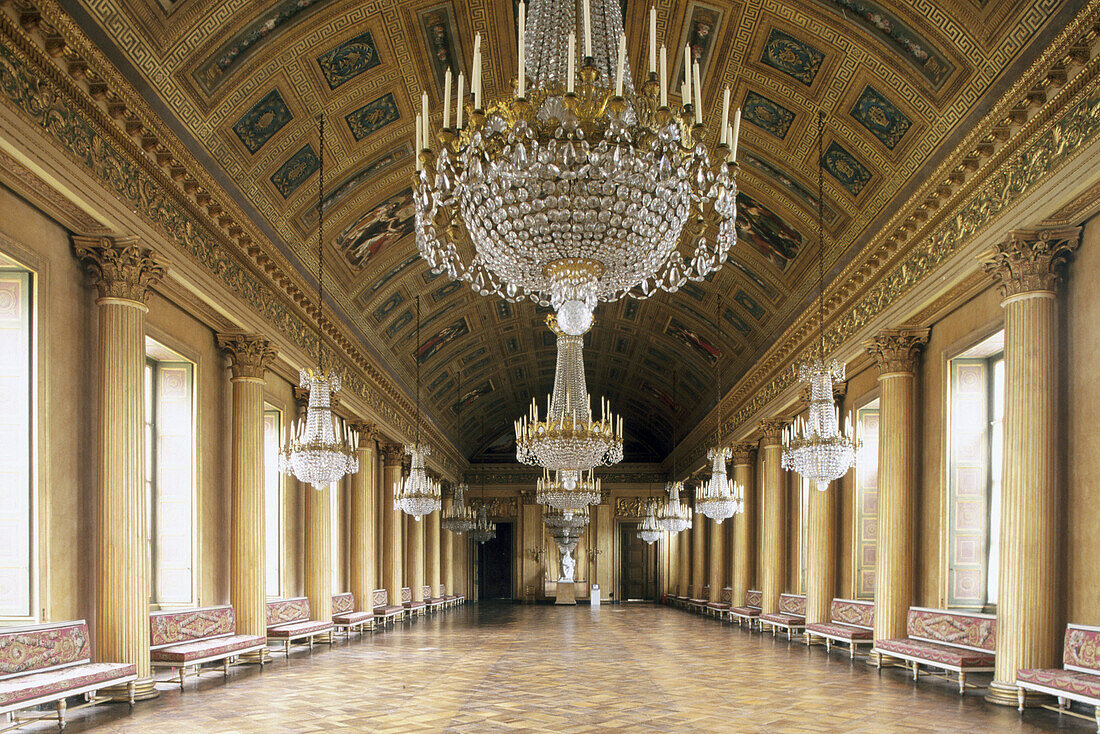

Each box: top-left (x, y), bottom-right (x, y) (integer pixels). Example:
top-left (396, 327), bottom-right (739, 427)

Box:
top-left (215, 332), bottom-right (278, 381)
top-left (668, 9), bottom-right (1100, 472)
top-left (982, 227), bottom-right (1083, 299)
top-left (71, 235), bottom-right (166, 304)
top-left (0, 0), bottom-right (463, 476)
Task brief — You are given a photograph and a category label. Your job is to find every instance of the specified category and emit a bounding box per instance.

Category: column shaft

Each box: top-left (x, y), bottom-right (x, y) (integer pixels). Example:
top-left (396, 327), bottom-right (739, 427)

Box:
top-left (304, 485), bottom-right (333, 624)
top-left (805, 485), bottom-right (835, 626)
top-left (678, 526), bottom-right (691, 595)
top-left (381, 446), bottom-right (404, 604)
top-left (408, 516), bottom-right (426, 601)
top-left (708, 517), bottom-right (726, 602)
top-left (691, 519), bottom-right (707, 597)
top-left (441, 496), bottom-right (454, 595)
top-left (348, 426), bottom-right (377, 612)
top-left (731, 445), bottom-right (756, 605)
top-left (230, 377), bottom-right (266, 633)
top-left (760, 422), bottom-right (786, 615)
top-left (427, 509), bottom-right (441, 599)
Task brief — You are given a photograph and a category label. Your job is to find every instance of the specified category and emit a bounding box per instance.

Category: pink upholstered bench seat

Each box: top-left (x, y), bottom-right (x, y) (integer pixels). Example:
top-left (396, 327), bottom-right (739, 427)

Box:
top-left (729, 606), bottom-right (760, 616)
top-left (806, 622), bottom-right (873, 641)
top-left (760, 613), bottom-right (806, 626)
top-left (150, 635), bottom-right (265, 664)
top-left (333, 611), bottom-right (374, 625)
top-left (428, 598), bottom-right (445, 605)
top-left (707, 602), bottom-right (731, 609)
top-left (404, 601), bottom-right (426, 609)
top-left (374, 605), bottom-right (404, 616)
top-left (267, 620), bottom-right (333, 638)
top-left (1017, 668), bottom-right (1100, 699)
top-left (876, 638), bottom-right (994, 668)
top-left (0, 662), bottom-right (136, 708)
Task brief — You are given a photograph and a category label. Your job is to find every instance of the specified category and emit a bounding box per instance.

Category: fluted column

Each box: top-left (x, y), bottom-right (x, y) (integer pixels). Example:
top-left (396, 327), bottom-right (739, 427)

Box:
top-left (408, 510), bottom-right (426, 603)
top-left (216, 333), bottom-right (277, 659)
top-left (381, 443), bottom-right (404, 606)
top-left (304, 483), bottom-right (333, 630)
top-left (983, 228), bottom-right (1080, 705)
top-left (678, 525), bottom-right (691, 595)
top-left (805, 484), bottom-right (836, 628)
top-left (667, 525), bottom-right (679, 598)
top-left (74, 236), bottom-right (165, 701)
top-left (708, 515), bottom-right (726, 603)
top-left (441, 494), bottom-right (454, 596)
top-left (691, 516), bottom-right (707, 597)
top-left (865, 328), bottom-right (928, 656)
top-left (731, 443), bottom-right (756, 605)
top-left (348, 423), bottom-right (378, 613)
top-left (759, 420), bottom-right (787, 615)
top-left (427, 504), bottom-right (441, 600)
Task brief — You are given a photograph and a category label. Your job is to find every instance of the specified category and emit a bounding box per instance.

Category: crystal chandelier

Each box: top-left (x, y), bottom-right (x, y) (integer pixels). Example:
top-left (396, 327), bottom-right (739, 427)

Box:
top-left (441, 482), bottom-right (477, 534)
top-left (781, 111), bottom-right (859, 491)
top-left (549, 525), bottom-right (582, 554)
top-left (656, 481), bottom-right (692, 534)
top-left (542, 504), bottom-right (590, 531)
top-left (636, 499), bottom-right (662, 544)
top-left (535, 469), bottom-right (601, 516)
top-left (281, 114), bottom-right (359, 489)
top-left (413, 0), bottom-right (740, 333)
top-left (516, 316), bottom-right (623, 487)
top-left (695, 447), bottom-right (738, 523)
top-left (468, 506), bottom-right (497, 544)
top-left (394, 297), bottom-right (441, 519)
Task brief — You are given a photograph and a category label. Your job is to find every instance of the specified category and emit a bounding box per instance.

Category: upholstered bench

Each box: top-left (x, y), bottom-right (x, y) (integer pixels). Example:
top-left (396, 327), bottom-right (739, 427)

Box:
top-left (706, 587), bottom-right (733, 617)
top-left (440, 583), bottom-right (459, 609)
top-left (688, 585), bottom-right (710, 614)
top-left (0, 620), bottom-right (136, 731)
top-left (805, 599), bottom-right (875, 658)
top-left (423, 585), bottom-right (445, 614)
top-left (1017, 623), bottom-right (1100, 728)
top-left (401, 587), bottom-right (426, 617)
top-left (760, 593), bottom-right (807, 640)
top-left (331, 593), bottom-right (375, 637)
top-left (265, 598), bottom-right (334, 656)
top-left (674, 586), bottom-right (692, 609)
top-left (372, 589), bottom-right (405, 625)
top-left (873, 607), bottom-right (996, 694)
top-left (728, 589), bottom-right (763, 628)
top-left (149, 606), bottom-right (265, 689)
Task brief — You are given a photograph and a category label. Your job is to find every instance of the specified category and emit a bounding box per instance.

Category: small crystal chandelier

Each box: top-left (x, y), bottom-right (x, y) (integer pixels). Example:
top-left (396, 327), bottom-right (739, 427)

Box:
top-left (536, 469), bottom-right (601, 516)
top-left (656, 481), bottom-right (692, 534)
top-left (441, 482), bottom-right (477, 534)
top-left (516, 316), bottom-right (623, 488)
top-left (542, 504), bottom-right (590, 531)
top-left (549, 525), bottom-right (582, 554)
top-left (781, 111), bottom-right (859, 492)
top-left (413, 0), bottom-right (740, 332)
top-left (281, 114), bottom-right (359, 489)
top-left (394, 296), bottom-right (442, 519)
top-left (695, 447), bottom-right (738, 524)
top-left (468, 506), bottom-right (497, 544)
top-left (636, 499), bottom-right (662, 545)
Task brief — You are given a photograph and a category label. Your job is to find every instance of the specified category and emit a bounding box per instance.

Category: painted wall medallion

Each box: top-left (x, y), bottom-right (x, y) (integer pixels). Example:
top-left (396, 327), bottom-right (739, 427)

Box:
top-left (335, 188), bottom-right (415, 269)
top-left (430, 280), bottom-right (463, 302)
top-left (741, 152), bottom-right (838, 225)
top-left (317, 30), bottom-right (380, 89)
top-left (453, 381), bottom-right (494, 413)
top-left (742, 91), bottom-right (794, 139)
top-left (735, 193), bottom-right (802, 270)
top-left (760, 28), bottom-right (823, 86)
top-left (722, 307), bottom-right (752, 336)
top-left (346, 93), bottom-right (400, 141)
top-left (384, 309), bottom-right (413, 338)
top-left (233, 89), bottom-right (292, 154)
top-left (270, 143), bottom-right (319, 198)
top-left (822, 142), bottom-right (872, 196)
top-left (851, 85), bottom-right (911, 150)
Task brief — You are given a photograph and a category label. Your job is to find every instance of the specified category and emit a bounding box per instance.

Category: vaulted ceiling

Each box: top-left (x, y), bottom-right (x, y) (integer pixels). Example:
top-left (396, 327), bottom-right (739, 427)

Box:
top-left (65, 0), bottom-right (1070, 462)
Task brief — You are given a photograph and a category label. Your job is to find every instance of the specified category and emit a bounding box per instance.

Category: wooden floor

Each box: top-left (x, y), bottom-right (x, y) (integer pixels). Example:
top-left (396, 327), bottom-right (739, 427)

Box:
top-left (47, 603), bottom-right (1092, 733)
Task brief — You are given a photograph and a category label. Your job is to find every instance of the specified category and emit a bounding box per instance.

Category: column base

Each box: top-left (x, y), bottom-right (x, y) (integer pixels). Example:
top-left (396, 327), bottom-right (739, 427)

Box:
top-left (101, 676), bottom-right (159, 703)
top-left (865, 651), bottom-right (906, 668)
top-left (986, 679), bottom-right (1044, 707)
top-left (239, 647), bottom-right (271, 665)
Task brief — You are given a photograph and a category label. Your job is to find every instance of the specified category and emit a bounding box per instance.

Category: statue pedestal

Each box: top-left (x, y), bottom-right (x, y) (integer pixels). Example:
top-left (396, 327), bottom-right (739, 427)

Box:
top-left (555, 581), bottom-right (576, 605)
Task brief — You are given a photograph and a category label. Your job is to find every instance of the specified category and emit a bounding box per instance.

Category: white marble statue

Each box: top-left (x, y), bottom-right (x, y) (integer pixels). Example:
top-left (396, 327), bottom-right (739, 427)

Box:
top-left (560, 550), bottom-right (576, 582)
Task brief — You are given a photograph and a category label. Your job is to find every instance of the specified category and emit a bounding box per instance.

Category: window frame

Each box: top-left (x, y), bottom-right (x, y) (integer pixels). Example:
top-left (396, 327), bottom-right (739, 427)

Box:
top-left (852, 395), bottom-right (881, 601)
top-left (263, 405), bottom-right (283, 598)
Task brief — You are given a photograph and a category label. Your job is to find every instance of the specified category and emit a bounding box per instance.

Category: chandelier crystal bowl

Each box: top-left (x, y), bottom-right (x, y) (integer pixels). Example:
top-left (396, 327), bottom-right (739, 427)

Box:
top-left (468, 506), bottom-right (498, 543)
top-left (441, 482), bottom-right (477, 534)
top-left (536, 469), bottom-right (601, 515)
top-left (543, 504), bottom-right (590, 530)
top-left (280, 372), bottom-right (359, 490)
top-left (695, 446), bottom-right (738, 523)
top-left (636, 500), bottom-right (662, 545)
top-left (656, 481), bottom-right (692, 534)
top-left (394, 442), bottom-right (442, 519)
top-left (781, 358), bottom-right (860, 491)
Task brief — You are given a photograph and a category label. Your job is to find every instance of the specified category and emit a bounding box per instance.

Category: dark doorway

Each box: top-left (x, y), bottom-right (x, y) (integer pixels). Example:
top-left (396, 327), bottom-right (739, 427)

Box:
top-left (477, 521), bottom-right (513, 600)
top-left (619, 522), bottom-right (657, 601)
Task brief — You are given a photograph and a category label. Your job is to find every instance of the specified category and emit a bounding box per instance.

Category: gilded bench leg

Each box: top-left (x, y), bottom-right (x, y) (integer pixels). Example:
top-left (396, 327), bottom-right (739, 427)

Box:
top-left (179, 667), bottom-right (186, 690)
top-left (958, 672), bottom-right (966, 695)
top-left (223, 659), bottom-right (230, 678)
top-left (127, 682), bottom-right (135, 707)
top-left (56, 698), bottom-right (66, 731)
top-left (849, 642), bottom-right (855, 660)
top-left (1017, 687), bottom-right (1026, 712)
top-left (1092, 708), bottom-right (1099, 733)
top-left (284, 641), bottom-right (290, 657)
top-left (912, 663), bottom-right (919, 681)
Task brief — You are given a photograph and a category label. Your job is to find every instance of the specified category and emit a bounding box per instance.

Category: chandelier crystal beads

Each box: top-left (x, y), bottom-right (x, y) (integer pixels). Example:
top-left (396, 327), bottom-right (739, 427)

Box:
top-left (394, 443), bottom-right (441, 519)
top-left (413, 0), bottom-right (740, 331)
top-left (441, 482), bottom-right (477, 534)
top-left (468, 506), bottom-right (497, 543)
top-left (543, 504), bottom-right (590, 531)
top-left (535, 469), bottom-right (602, 516)
top-left (636, 500), bottom-right (662, 544)
top-left (781, 359), bottom-right (859, 491)
top-left (656, 481), bottom-right (692, 534)
top-left (695, 446), bottom-right (738, 523)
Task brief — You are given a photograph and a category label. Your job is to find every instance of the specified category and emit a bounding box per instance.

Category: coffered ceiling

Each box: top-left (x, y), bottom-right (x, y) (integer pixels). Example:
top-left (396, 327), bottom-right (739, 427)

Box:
top-left (62, 0), bottom-right (1069, 462)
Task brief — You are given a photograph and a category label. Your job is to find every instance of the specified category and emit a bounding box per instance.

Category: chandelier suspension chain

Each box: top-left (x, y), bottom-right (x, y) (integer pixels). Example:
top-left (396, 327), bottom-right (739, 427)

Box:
top-left (317, 114), bottom-right (325, 372)
top-left (816, 108), bottom-right (826, 362)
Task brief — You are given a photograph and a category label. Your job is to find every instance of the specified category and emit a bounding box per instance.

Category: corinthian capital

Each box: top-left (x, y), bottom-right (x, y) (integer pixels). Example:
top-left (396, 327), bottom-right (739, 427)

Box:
top-left (216, 333), bottom-right (277, 381)
top-left (865, 328), bottom-right (930, 376)
top-left (379, 442), bottom-right (405, 465)
top-left (758, 419), bottom-right (788, 446)
top-left (731, 442), bottom-right (757, 466)
top-left (72, 235), bottom-right (166, 303)
top-left (347, 421), bottom-right (380, 448)
top-left (982, 227), bottom-right (1082, 299)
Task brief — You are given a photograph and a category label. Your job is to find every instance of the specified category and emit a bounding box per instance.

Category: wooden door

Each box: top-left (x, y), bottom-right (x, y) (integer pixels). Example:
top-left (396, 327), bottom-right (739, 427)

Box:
top-left (619, 522), bottom-right (656, 601)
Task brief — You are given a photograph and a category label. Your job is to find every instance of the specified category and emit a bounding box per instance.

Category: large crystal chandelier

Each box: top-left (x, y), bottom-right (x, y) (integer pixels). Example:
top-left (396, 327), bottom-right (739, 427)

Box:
top-left (468, 506), bottom-right (497, 544)
top-left (281, 114), bottom-right (358, 489)
top-left (656, 481), bottom-right (692, 534)
top-left (636, 500), bottom-right (662, 544)
top-left (516, 316), bottom-right (623, 487)
top-left (543, 504), bottom-right (590, 531)
top-left (695, 447), bottom-right (738, 523)
top-left (394, 297), bottom-right (442, 519)
top-left (535, 469), bottom-right (601, 516)
top-left (441, 482), bottom-right (477, 534)
top-left (781, 111), bottom-right (859, 491)
top-left (413, 0), bottom-right (740, 333)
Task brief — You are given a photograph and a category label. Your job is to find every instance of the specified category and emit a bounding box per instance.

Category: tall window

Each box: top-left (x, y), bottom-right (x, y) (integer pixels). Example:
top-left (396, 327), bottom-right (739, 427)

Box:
top-left (263, 407), bottom-right (282, 597)
top-left (947, 331), bottom-right (1004, 610)
top-left (145, 339), bottom-right (194, 607)
top-left (0, 257), bottom-right (33, 619)
top-left (798, 476), bottom-right (810, 593)
top-left (331, 484), bottom-right (340, 591)
top-left (854, 399), bottom-right (880, 600)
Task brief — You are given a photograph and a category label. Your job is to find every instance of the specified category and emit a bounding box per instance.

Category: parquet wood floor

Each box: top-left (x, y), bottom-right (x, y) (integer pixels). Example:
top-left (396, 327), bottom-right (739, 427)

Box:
top-left (45, 604), bottom-right (1092, 733)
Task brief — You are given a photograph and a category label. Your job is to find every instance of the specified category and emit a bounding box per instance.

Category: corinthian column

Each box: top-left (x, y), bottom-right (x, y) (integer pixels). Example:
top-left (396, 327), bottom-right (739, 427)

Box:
top-left (426, 504), bottom-right (441, 601)
top-left (865, 328), bottom-right (928, 660)
top-left (982, 228), bottom-right (1080, 706)
top-left (678, 526), bottom-right (690, 596)
top-left (348, 423), bottom-right (378, 613)
top-left (759, 420), bottom-right (787, 615)
top-left (304, 483), bottom-right (333, 631)
top-left (708, 515), bottom-right (726, 604)
top-left (691, 516), bottom-right (707, 598)
top-left (216, 332), bottom-right (277, 659)
top-left (731, 443), bottom-right (756, 606)
top-left (380, 443), bottom-right (405, 607)
top-left (805, 484), bottom-right (835, 629)
top-left (73, 235), bottom-right (165, 701)
top-left (441, 493), bottom-right (454, 598)
top-left (408, 508), bottom-right (426, 604)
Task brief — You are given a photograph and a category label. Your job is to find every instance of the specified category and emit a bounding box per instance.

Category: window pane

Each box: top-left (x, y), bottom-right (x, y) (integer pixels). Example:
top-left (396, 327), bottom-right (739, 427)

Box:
top-left (0, 271), bottom-right (32, 617)
top-left (263, 409), bottom-right (281, 597)
top-left (854, 401), bottom-right (879, 600)
top-left (987, 357), bottom-right (1005, 605)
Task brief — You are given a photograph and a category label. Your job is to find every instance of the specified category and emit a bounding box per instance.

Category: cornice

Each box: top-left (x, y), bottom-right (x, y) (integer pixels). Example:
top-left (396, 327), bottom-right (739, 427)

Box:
top-left (666, 8), bottom-right (1100, 473)
top-left (0, 0), bottom-right (465, 477)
